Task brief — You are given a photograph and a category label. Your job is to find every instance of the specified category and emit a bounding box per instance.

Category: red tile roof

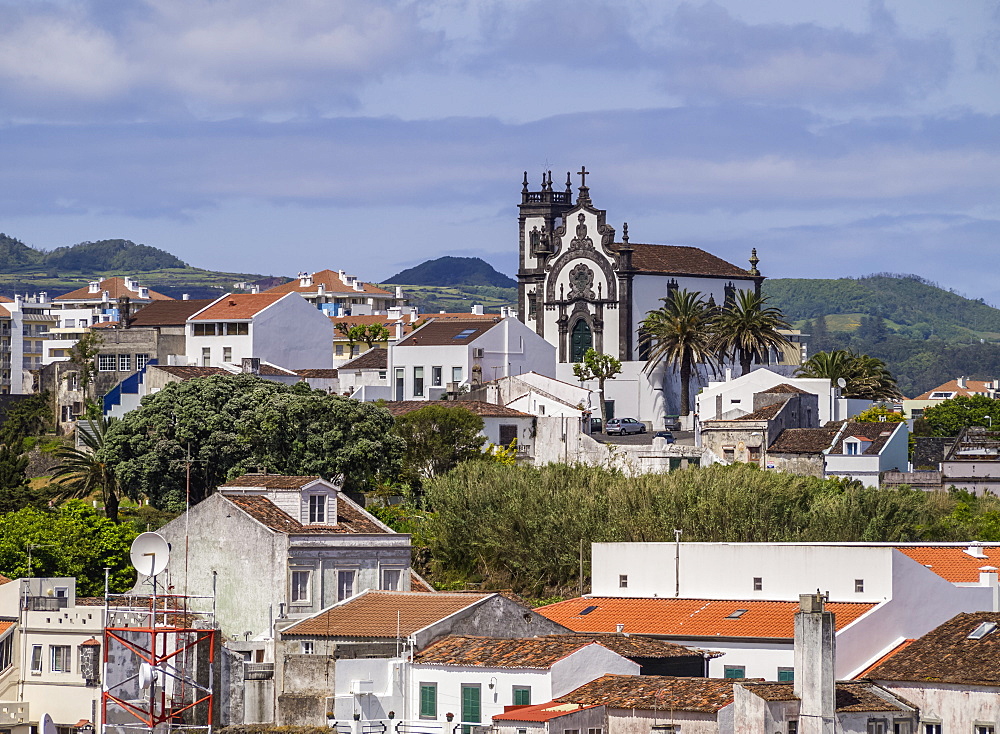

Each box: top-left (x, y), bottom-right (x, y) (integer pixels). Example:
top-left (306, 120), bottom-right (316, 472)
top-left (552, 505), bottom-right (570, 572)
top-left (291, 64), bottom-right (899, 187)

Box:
top-left (741, 682), bottom-right (910, 712)
top-left (385, 401), bottom-right (531, 418)
top-left (0, 620), bottom-right (13, 635)
top-left (396, 319), bottom-right (499, 347)
top-left (56, 277), bottom-right (172, 301)
top-left (541, 634), bottom-right (712, 659)
top-left (340, 348), bottom-right (388, 370)
top-left (854, 639), bottom-right (916, 678)
top-left (224, 494), bottom-right (389, 535)
top-left (295, 368), bottom-right (340, 378)
top-left (414, 635), bottom-right (605, 669)
top-left (410, 570), bottom-right (435, 593)
top-left (536, 597), bottom-right (876, 640)
top-left (628, 244), bottom-right (759, 280)
top-left (266, 270), bottom-right (392, 296)
top-left (128, 299), bottom-right (215, 327)
top-left (760, 383), bottom-right (810, 394)
top-left (493, 702), bottom-right (598, 723)
top-left (831, 422), bottom-right (900, 456)
top-left (559, 674), bottom-right (744, 713)
top-left (733, 400), bottom-right (786, 421)
top-left (865, 611), bottom-right (1000, 686)
top-left (768, 426), bottom-right (841, 454)
top-left (152, 365), bottom-right (230, 379)
top-left (0, 574), bottom-right (11, 585)
top-left (895, 545), bottom-right (1000, 582)
top-left (222, 474), bottom-right (323, 489)
top-left (913, 378), bottom-right (998, 401)
top-left (190, 293), bottom-right (288, 320)
top-left (282, 591), bottom-right (491, 638)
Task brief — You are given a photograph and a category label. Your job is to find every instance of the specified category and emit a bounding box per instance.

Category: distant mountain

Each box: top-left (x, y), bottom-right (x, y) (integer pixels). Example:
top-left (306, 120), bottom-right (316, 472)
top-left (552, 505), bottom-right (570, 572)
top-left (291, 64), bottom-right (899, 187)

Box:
top-left (386, 257), bottom-right (517, 288)
top-left (0, 234), bottom-right (186, 272)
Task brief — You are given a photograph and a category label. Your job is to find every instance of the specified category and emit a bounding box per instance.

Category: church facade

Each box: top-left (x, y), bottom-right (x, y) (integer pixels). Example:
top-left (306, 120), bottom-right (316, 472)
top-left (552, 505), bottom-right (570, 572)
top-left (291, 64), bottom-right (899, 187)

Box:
top-left (516, 169), bottom-right (764, 424)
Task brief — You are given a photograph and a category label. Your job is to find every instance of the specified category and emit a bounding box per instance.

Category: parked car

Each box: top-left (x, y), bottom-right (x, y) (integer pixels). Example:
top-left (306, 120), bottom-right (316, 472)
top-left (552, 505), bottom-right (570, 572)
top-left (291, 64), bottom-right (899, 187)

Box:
top-left (663, 415), bottom-right (682, 431)
top-left (606, 417), bottom-right (646, 435)
top-left (654, 431), bottom-right (675, 443)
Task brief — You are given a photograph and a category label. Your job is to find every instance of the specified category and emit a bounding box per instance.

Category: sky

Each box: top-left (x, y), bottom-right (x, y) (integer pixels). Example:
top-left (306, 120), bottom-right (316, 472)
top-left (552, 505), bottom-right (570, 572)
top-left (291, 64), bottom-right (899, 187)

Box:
top-left (0, 1), bottom-right (998, 301)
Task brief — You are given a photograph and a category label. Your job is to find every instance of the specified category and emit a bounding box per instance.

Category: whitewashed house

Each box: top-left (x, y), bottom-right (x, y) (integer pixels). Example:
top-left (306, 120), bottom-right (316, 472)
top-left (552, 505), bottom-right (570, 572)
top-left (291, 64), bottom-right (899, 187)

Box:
top-left (385, 401), bottom-right (536, 455)
top-left (538, 542), bottom-right (1000, 680)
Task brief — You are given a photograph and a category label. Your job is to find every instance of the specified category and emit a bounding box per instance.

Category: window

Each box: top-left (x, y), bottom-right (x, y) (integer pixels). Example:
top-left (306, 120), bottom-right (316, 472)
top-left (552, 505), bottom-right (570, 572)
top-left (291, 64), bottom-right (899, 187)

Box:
top-left (193, 323), bottom-right (216, 336)
top-left (846, 441), bottom-right (860, 455)
top-left (336, 345), bottom-right (344, 356)
top-left (499, 424), bottom-right (518, 447)
top-left (921, 726), bottom-right (940, 734)
top-left (135, 354), bottom-right (150, 370)
top-left (748, 446), bottom-right (761, 461)
top-left (726, 609), bottom-right (748, 619)
top-left (856, 579), bottom-right (865, 593)
top-left (452, 366), bottom-right (463, 383)
top-left (413, 366), bottom-right (425, 397)
top-left (64, 319), bottom-right (76, 328)
top-left (118, 353), bottom-right (131, 371)
top-left (301, 641), bottom-right (314, 654)
top-left (723, 665), bottom-right (746, 678)
top-left (30, 645), bottom-right (42, 674)
top-left (723, 446), bottom-right (735, 462)
top-left (587, 729), bottom-right (602, 734)
top-left (337, 570), bottom-right (355, 601)
top-left (98, 354), bottom-right (116, 371)
top-left (787, 722), bottom-right (798, 734)
top-left (867, 721), bottom-right (887, 734)
top-left (419, 683), bottom-right (437, 718)
top-left (290, 570), bottom-right (310, 603)
top-left (395, 368), bottom-right (404, 401)
top-left (308, 495), bottom-right (326, 524)
top-left (50, 645), bottom-right (71, 673)
top-left (432, 366), bottom-right (442, 387)
top-left (777, 667), bottom-right (794, 682)
top-left (513, 686), bottom-right (530, 706)
top-left (619, 574), bottom-right (628, 588)
top-left (975, 727), bottom-right (996, 734)
top-left (753, 577), bottom-right (763, 591)
top-left (893, 722), bottom-right (911, 734)
top-left (461, 685), bottom-right (481, 733)
top-left (226, 322), bottom-right (249, 336)
top-left (0, 632), bottom-right (12, 672)
top-left (223, 347), bottom-right (232, 363)
top-left (381, 568), bottom-right (402, 591)
top-left (201, 347), bottom-right (211, 366)
top-left (378, 370), bottom-right (387, 380)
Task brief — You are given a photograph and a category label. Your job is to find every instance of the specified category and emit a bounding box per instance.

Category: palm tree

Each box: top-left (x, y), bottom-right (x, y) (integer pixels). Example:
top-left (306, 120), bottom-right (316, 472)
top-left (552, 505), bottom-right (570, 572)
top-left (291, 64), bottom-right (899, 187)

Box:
top-left (51, 416), bottom-right (125, 523)
top-left (640, 289), bottom-right (718, 416)
top-left (796, 349), bottom-right (901, 401)
top-left (713, 290), bottom-right (792, 376)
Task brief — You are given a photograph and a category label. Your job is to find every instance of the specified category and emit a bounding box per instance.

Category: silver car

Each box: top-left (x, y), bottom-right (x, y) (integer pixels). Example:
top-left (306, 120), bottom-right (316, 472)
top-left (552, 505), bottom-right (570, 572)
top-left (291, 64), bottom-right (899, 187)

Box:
top-left (606, 417), bottom-right (646, 435)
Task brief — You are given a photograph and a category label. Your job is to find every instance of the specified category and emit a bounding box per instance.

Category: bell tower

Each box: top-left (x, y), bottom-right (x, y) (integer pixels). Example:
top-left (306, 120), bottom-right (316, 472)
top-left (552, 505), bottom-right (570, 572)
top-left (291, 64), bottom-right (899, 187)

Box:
top-left (517, 170), bottom-right (575, 339)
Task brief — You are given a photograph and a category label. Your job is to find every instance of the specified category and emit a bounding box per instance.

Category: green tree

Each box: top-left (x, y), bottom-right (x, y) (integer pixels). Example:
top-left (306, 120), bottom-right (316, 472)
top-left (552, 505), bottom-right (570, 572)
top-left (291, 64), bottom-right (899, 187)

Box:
top-left (923, 395), bottom-right (1000, 437)
top-left (639, 289), bottom-right (717, 416)
top-left (395, 404), bottom-right (486, 481)
top-left (237, 390), bottom-right (405, 494)
top-left (358, 323), bottom-right (391, 349)
top-left (712, 290), bottom-right (792, 376)
top-left (796, 349), bottom-right (901, 401)
top-left (0, 439), bottom-right (32, 513)
top-left (572, 348), bottom-right (622, 433)
top-left (854, 405), bottom-right (906, 423)
top-left (67, 331), bottom-right (102, 408)
top-left (100, 374), bottom-right (289, 511)
top-left (0, 501), bottom-right (138, 595)
top-left (51, 416), bottom-right (128, 523)
top-left (0, 392), bottom-right (51, 446)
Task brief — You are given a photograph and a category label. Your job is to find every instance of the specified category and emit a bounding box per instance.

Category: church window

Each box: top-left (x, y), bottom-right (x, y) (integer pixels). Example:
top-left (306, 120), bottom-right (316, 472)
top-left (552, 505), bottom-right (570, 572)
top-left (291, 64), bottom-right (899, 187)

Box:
top-left (570, 320), bottom-right (592, 363)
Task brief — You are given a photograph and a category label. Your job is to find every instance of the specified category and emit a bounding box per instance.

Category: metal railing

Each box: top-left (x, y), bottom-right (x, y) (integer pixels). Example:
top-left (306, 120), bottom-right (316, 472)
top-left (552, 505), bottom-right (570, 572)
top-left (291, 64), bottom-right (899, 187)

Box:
top-left (244, 662), bottom-right (274, 680)
top-left (23, 596), bottom-right (69, 611)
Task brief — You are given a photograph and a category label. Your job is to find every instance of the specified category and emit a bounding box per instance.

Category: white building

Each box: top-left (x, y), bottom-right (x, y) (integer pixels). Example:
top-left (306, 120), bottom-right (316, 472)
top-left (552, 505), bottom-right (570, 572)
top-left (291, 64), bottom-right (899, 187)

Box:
top-left (185, 292), bottom-right (334, 370)
top-left (0, 577), bottom-right (104, 734)
top-left (538, 542), bottom-right (1000, 680)
top-left (265, 269), bottom-right (403, 316)
top-left (389, 317), bottom-right (555, 401)
top-left (385, 401), bottom-right (536, 456)
top-left (470, 372), bottom-right (594, 419)
top-left (0, 298), bottom-right (26, 394)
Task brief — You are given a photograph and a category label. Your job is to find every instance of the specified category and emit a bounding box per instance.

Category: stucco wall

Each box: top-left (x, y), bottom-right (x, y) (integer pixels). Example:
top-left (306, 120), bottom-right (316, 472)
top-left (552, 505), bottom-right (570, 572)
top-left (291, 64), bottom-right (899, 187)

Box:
top-left (607, 705), bottom-right (724, 734)
top-left (876, 681), bottom-right (1000, 732)
top-left (412, 595), bottom-right (570, 649)
top-left (549, 644), bottom-right (638, 697)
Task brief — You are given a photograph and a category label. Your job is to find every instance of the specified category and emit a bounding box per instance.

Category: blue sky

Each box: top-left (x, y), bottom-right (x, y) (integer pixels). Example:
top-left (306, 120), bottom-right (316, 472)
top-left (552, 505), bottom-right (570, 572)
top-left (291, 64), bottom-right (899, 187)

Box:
top-left (1, 1), bottom-right (998, 301)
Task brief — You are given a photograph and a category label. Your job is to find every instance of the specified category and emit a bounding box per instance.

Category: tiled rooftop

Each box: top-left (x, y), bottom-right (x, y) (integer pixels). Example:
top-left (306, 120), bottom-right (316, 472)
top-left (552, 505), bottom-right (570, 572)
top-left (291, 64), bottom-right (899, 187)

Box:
top-left (913, 378), bottom-right (998, 401)
top-left (628, 243), bottom-right (759, 280)
top-left (152, 365), bottom-right (230, 379)
top-left (222, 474), bottom-right (322, 489)
top-left (866, 611), bottom-right (1000, 686)
top-left (340, 348), bottom-right (388, 370)
top-left (895, 545), bottom-right (1000, 583)
top-left (414, 635), bottom-right (603, 669)
top-left (741, 682), bottom-right (909, 712)
top-left (541, 634), bottom-right (711, 659)
top-left (396, 318), bottom-right (498, 347)
top-left (0, 620), bottom-right (14, 635)
top-left (128, 299), bottom-right (214, 327)
top-left (558, 674), bottom-right (744, 713)
top-left (266, 269), bottom-right (392, 296)
top-left (536, 597), bottom-right (876, 640)
top-left (224, 494), bottom-right (389, 535)
top-left (493, 702), bottom-right (596, 723)
top-left (768, 426), bottom-right (842, 454)
top-left (56, 277), bottom-right (172, 301)
top-left (295, 368), bottom-right (340, 378)
top-left (190, 293), bottom-right (288, 320)
top-left (384, 401), bottom-right (531, 418)
top-left (733, 400), bottom-right (786, 421)
top-left (282, 591), bottom-right (491, 638)
top-left (760, 383), bottom-right (810, 395)
top-left (830, 422), bottom-right (900, 456)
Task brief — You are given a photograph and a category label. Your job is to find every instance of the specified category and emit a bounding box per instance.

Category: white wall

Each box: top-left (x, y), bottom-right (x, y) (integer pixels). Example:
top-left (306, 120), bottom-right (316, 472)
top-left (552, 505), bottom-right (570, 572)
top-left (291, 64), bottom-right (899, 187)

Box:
top-left (408, 664), bottom-right (553, 725)
top-left (877, 681), bottom-right (1000, 733)
top-left (697, 370), bottom-right (838, 424)
top-left (549, 643), bottom-right (638, 697)
top-left (334, 656), bottom-right (405, 721)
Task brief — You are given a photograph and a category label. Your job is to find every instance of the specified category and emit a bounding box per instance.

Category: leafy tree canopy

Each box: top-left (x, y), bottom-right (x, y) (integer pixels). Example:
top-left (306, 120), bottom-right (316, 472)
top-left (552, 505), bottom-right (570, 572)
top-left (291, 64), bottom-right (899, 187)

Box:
top-left (923, 395), bottom-right (1000, 437)
top-left (394, 404), bottom-right (486, 481)
top-left (796, 349), bottom-right (901, 401)
top-left (854, 405), bottom-right (906, 423)
top-left (573, 348), bottom-right (622, 432)
top-left (0, 501), bottom-right (138, 595)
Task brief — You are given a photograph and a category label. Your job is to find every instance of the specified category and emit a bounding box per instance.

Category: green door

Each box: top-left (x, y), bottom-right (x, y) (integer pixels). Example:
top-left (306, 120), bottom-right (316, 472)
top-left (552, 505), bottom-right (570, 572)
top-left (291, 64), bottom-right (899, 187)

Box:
top-left (461, 685), bottom-right (480, 733)
top-left (570, 319), bottom-right (592, 363)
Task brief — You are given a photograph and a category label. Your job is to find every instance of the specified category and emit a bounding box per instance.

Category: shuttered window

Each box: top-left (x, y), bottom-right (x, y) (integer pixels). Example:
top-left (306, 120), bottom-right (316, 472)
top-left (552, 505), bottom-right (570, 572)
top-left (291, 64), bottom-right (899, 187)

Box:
top-left (419, 683), bottom-right (436, 718)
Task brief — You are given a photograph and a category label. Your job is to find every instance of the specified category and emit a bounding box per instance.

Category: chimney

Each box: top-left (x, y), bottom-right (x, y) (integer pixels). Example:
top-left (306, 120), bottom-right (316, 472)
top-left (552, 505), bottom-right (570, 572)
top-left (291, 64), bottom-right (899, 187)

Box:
top-left (299, 272), bottom-right (312, 287)
top-left (472, 304), bottom-right (485, 316)
top-left (615, 623), bottom-right (624, 634)
top-left (395, 286), bottom-right (404, 299)
top-left (966, 541), bottom-right (988, 558)
top-left (979, 566), bottom-right (999, 612)
top-left (394, 321), bottom-right (404, 341)
top-left (794, 593), bottom-right (835, 734)
top-left (353, 280), bottom-right (364, 292)
top-left (388, 307), bottom-right (402, 320)
top-left (317, 284), bottom-right (325, 296)
top-left (88, 281), bottom-right (100, 294)
top-left (182, 293), bottom-right (190, 300)
top-left (958, 376), bottom-right (967, 389)
top-left (250, 284), bottom-right (260, 294)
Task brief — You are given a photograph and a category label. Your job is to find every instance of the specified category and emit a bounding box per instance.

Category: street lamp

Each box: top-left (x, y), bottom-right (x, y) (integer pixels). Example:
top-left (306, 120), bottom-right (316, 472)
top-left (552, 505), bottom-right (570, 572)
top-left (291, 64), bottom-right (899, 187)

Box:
top-left (987, 415), bottom-right (993, 429)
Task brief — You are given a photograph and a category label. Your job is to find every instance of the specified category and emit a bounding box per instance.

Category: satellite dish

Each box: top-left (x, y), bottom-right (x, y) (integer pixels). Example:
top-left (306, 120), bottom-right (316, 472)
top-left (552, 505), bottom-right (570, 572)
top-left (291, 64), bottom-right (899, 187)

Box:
top-left (837, 378), bottom-right (847, 388)
top-left (40, 714), bottom-right (56, 734)
top-left (130, 532), bottom-right (170, 577)
top-left (139, 661), bottom-right (155, 689)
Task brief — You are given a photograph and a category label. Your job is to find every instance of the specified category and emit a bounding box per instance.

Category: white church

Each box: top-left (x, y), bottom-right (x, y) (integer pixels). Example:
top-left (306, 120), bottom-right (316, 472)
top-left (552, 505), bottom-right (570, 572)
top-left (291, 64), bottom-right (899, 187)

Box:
top-left (516, 168), bottom-right (763, 428)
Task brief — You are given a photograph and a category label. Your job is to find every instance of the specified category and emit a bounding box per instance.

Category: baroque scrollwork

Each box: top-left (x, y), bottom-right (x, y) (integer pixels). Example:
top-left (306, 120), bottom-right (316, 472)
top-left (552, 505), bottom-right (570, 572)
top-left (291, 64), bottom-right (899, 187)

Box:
top-left (568, 263), bottom-right (595, 300)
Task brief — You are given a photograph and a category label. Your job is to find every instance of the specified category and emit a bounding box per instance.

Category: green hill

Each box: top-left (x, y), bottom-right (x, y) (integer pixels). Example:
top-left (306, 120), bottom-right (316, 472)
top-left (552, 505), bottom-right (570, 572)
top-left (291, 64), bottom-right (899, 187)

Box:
top-left (386, 257), bottom-right (517, 288)
top-left (763, 274), bottom-right (1000, 397)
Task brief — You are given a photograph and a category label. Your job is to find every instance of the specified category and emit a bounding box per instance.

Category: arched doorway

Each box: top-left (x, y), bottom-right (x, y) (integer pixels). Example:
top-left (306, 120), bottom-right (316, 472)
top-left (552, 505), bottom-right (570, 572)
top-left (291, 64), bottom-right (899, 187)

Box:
top-left (570, 319), bottom-right (593, 362)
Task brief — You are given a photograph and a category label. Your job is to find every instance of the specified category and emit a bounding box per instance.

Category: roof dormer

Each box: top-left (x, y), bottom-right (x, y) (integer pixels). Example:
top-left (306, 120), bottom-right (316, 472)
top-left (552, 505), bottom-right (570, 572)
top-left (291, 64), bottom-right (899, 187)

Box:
top-left (844, 436), bottom-right (872, 456)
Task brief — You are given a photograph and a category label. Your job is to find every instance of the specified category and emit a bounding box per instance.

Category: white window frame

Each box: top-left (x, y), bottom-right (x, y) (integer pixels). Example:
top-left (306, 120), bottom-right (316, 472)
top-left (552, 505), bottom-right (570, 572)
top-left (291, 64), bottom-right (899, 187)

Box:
top-left (50, 645), bottom-right (71, 673)
top-left (30, 644), bottom-right (42, 674)
top-left (98, 354), bottom-right (116, 371)
top-left (135, 353), bottom-right (150, 370)
top-left (301, 641), bottom-right (314, 654)
top-left (223, 346), bottom-right (232, 363)
top-left (290, 570), bottom-right (311, 604)
top-left (308, 495), bottom-right (326, 524)
top-left (118, 353), bottom-right (131, 372)
top-left (381, 568), bottom-right (402, 591)
top-left (337, 569), bottom-right (356, 601)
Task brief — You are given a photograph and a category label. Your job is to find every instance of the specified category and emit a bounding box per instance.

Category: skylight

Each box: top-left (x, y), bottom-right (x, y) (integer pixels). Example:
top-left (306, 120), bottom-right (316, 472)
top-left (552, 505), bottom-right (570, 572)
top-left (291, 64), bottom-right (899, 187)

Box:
top-left (968, 621), bottom-right (997, 640)
top-left (725, 609), bottom-right (749, 619)
top-left (454, 329), bottom-right (477, 339)
top-left (578, 605), bottom-right (598, 616)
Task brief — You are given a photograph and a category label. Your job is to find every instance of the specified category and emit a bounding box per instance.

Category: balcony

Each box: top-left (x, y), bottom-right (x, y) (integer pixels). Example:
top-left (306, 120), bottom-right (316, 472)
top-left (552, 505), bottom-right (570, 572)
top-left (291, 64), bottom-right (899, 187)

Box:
top-left (244, 662), bottom-right (274, 680)
top-left (23, 596), bottom-right (69, 611)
